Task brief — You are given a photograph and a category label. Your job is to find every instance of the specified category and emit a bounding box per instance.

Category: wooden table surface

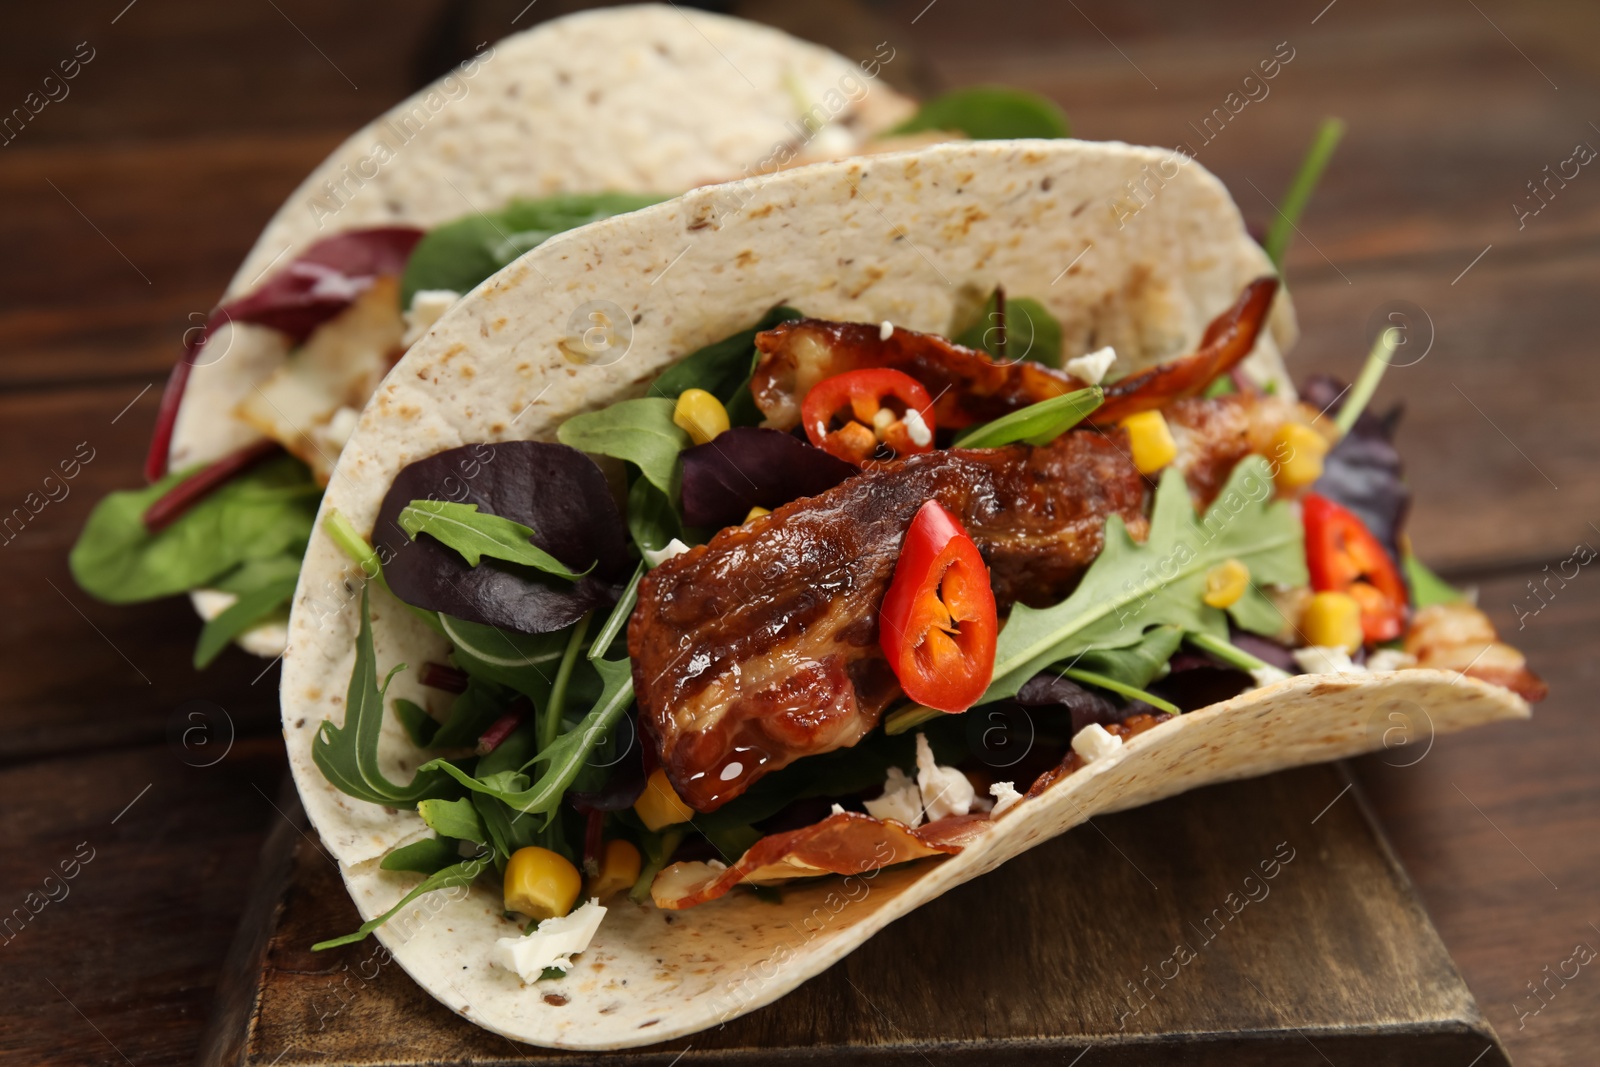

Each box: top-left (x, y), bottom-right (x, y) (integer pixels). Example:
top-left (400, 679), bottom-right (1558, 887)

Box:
top-left (1, 1), bottom-right (1595, 1064)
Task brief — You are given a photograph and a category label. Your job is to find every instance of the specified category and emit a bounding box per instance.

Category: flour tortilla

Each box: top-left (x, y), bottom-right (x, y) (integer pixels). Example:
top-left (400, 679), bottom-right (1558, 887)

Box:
top-left (161, 3), bottom-right (916, 650)
top-left (279, 139), bottom-right (1527, 1049)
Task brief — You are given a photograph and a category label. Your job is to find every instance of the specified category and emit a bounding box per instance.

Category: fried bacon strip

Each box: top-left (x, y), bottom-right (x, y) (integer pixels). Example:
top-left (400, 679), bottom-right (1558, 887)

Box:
top-left (650, 810), bottom-right (991, 909)
top-left (749, 278), bottom-right (1278, 432)
top-left (628, 431), bottom-right (1148, 812)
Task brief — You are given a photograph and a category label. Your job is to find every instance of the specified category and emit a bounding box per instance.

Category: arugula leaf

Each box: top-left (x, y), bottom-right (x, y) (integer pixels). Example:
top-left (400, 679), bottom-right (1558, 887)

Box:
top-left (420, 657), bottom-right (635, 823)
top-left (1069, 624), bottom-right (1184, 689)
top-left (192, 577), bottom-right (296, 669)
top-left (589, 564), bottom-right (643, 661)
top-left (399, 500), bottom-right (590, 579)
top-left (985, 457), bottom-right (1306, 700)
top-left (955, 293), bottom-right (1065, 367)
top-left (400, 193), bottom-right (666, 305)
top-left (311, 586), bottom-right (455, 807)
top-left (649, 305), bottom-right (803, 406)
top-left (890, 86), bottom-right (1071, 140)
top-left (380, 836), bottom-right (462, 875)
top-left (557, 398), bottom-right (689, 495)
top-left (952, 387), bottom-right (1102, 448)
top-left (70, 455), bottom-right (318, 604)
top-left (417, 797), bottom-right (489, 846)
top-left (1404, 551), bottom-right (1464, 608)
top-left (313, 858), bottom-right (487, 950)
top-left (1058, 668), bottom-right (1180, 715)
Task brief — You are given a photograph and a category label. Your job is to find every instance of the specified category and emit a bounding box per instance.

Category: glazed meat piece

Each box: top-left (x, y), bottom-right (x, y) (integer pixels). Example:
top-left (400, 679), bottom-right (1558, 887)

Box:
top-left (629, 431), bottom-right (1147, 812)
top-left (1164, 391), bottom-right (1319, 507)
top-left (749, 278), bottom-right (1278, 432)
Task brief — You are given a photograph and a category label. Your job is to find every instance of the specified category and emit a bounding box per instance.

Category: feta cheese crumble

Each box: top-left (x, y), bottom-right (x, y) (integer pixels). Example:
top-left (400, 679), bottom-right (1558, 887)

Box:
top-left (1292, 645), bottom-right (1363, 675)
top-left (902, 407), bottom-right (933, 448)
top-left (988, 781), bottom-right (1023, 817)
top-left (915, 732), bottom-right (975, 821)
top-left (402, 288), bottom-right (460, 347)
top-left (1065, 346), bottom-right (1117, 385)
top-left (1250, 664), bottom-right (1292, 687)
top-left (493, 898), bottom-right (606, 982)
top-left (863, 766), bottom-right (923, 827)
top-left (642, 538), bottom-right (691, 569)
top-left (1366, 648), bottom-right (1417, 673)
top-left (1071, 723), bottom-right (1123, 764)
top-left (879, 320), bottom-right (894, 341)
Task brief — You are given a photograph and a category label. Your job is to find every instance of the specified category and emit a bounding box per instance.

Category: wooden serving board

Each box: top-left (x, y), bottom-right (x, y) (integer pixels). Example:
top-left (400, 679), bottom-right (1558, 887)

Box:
top-left (199, 763), bottom-right (1509, 1066)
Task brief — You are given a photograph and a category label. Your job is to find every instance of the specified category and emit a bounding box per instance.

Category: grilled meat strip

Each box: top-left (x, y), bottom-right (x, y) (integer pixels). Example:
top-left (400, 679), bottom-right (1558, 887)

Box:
top-left (629, 430), bottom-right (1148, 812)
top-left (749, 278), bottom-right (1278, 432)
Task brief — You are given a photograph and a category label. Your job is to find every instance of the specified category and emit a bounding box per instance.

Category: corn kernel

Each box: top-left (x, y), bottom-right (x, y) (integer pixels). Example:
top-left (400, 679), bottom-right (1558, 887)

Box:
top-left (634, 768), bottom-right (696, 831)
top-left (1122, 410), bottom-right (1177, 474)
top-left (1204, 559), bottom-right (1250, 608)
top-left (589, 839), bottom-right (642, 900)
top-left (1302, 591), bottom-right (1363, 652)
top-left (743, 505), bottom-right (771, 523)
top-left (1271, 422), bottom-right (1330, 492)
top-left (503, 846), bottom-right (582, 921)
top-left (672, 388), bottom-right (729, 446)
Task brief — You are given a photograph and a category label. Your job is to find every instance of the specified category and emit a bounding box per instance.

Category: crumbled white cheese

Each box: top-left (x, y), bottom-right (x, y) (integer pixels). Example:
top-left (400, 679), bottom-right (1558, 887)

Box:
top-left (807, 122), bottom-right (859, 160)
top-left (493, 899), bottom-right (606, 981)
top-left (879, 320), bottom-right (894, 341)
top-left (902, 407), bottom-right (933, 448)
top-left (1292, 646), bottom-right (1365, 675)
top-left (402, 288), bottom-right (460, 347)
top-left (1071, 723), bottom-right (1123, 764)
top-left (1366, 648), bottom-right (1417, 673)
top-left (1250, 664), bottom-right (1292, 687)
top-left (915, 732), bottom-right (975, 822)
top-left (863, 766), bottom-right (923, 827)
top-left (829, 803), bottom-right (847, 816)
top-left (191, 589), bottom-right (288, 657)
top-left (323, 405), bottom-right (361, 450)
top-left (872, 407), bottom-right (896, 434)
top-left (989, 781), bottom-right (1023, 817)
top-left (1065, 346), bottom-right (1117, 385)
top-left (642, 538), bottom-right (691, 569)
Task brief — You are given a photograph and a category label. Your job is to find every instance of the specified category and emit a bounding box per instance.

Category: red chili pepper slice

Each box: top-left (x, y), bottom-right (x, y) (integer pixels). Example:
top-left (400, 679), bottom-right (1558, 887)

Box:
top-left (1302, 494), bottom-right (1409, 643)
top-left (878, 500), bottom-right (997, 713)
top-left (801, 368), bottom-right (935, 465)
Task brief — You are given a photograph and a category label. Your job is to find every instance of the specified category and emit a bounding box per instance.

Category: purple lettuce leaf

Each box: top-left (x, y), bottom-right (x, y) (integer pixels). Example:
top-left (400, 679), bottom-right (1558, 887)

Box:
top-left (679, 427), bottom-right (857, 529)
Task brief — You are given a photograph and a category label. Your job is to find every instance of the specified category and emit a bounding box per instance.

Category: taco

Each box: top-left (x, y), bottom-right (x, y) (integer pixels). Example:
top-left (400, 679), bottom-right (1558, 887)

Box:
top-left (68, 5), bottom-right (1069, 666)
top-left (280, 138), bottom-right (1540, 1050)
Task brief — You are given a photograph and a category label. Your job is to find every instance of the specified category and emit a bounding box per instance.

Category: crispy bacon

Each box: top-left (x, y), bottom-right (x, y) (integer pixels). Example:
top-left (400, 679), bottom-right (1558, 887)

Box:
top-left (628, 431), bottom-right (1148, 812)
top-left (650, 810), bottom-right (991, 909)
top-left (749, 278), bottom-right (1278, 432)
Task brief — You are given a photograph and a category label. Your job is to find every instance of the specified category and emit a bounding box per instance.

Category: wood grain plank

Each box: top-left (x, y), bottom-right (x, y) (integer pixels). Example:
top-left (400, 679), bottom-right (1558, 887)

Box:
top-left (216, 765), bottom-right (1506, 1066)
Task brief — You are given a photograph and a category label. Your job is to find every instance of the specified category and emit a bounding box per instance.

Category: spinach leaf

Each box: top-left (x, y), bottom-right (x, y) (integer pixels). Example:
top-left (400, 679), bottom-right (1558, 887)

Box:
top-left (211, 554), bottom-right (301, 594)
top-left (380, 836), bottom-right (462, 875)
top-left (627, 475), bottom-right (684, 556)
top-left (418, 798), bottom-right (490, 846)
top-left (952, 387), bottom-right (1102, 448)
top-left (440, 614), bottom-right (566, 695)
top-left (70, 455), bottom-right (319, 604)
top-left (1069, 624), bottom-right (1185, 689)
top-left (954, 293), bottom-right (1065, 367)
top-left (985, 457), bottom-right (1306, 700)
top-left (400, 193), bottom-right (666, 305)
top-left (313, 858), bottom-right (487, 950)
top-left (191, 577), bottom-right (296, 669)
top-left (557, 397), bottom-right (688, 495)
top-left (649, 305), bottom-right (803, 406)
top-left (891, 86), bottom-right (1070, 140)
top-left (399, 500), bottom-right (590, 579)
top-left (311, 586), bottom-right (456, 807)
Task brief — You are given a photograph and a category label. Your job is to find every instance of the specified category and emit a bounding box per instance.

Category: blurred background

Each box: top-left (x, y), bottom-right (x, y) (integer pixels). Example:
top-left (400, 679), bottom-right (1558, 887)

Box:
top-left (0, 1), bottom-right (1594, 1064)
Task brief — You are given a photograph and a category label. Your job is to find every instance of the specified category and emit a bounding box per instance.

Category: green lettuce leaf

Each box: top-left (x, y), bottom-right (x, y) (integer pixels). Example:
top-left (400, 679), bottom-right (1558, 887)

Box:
top-left (891, 87), bottom-right (1071, 140)
top-left (954, 293), bottom-right (1065, 367)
